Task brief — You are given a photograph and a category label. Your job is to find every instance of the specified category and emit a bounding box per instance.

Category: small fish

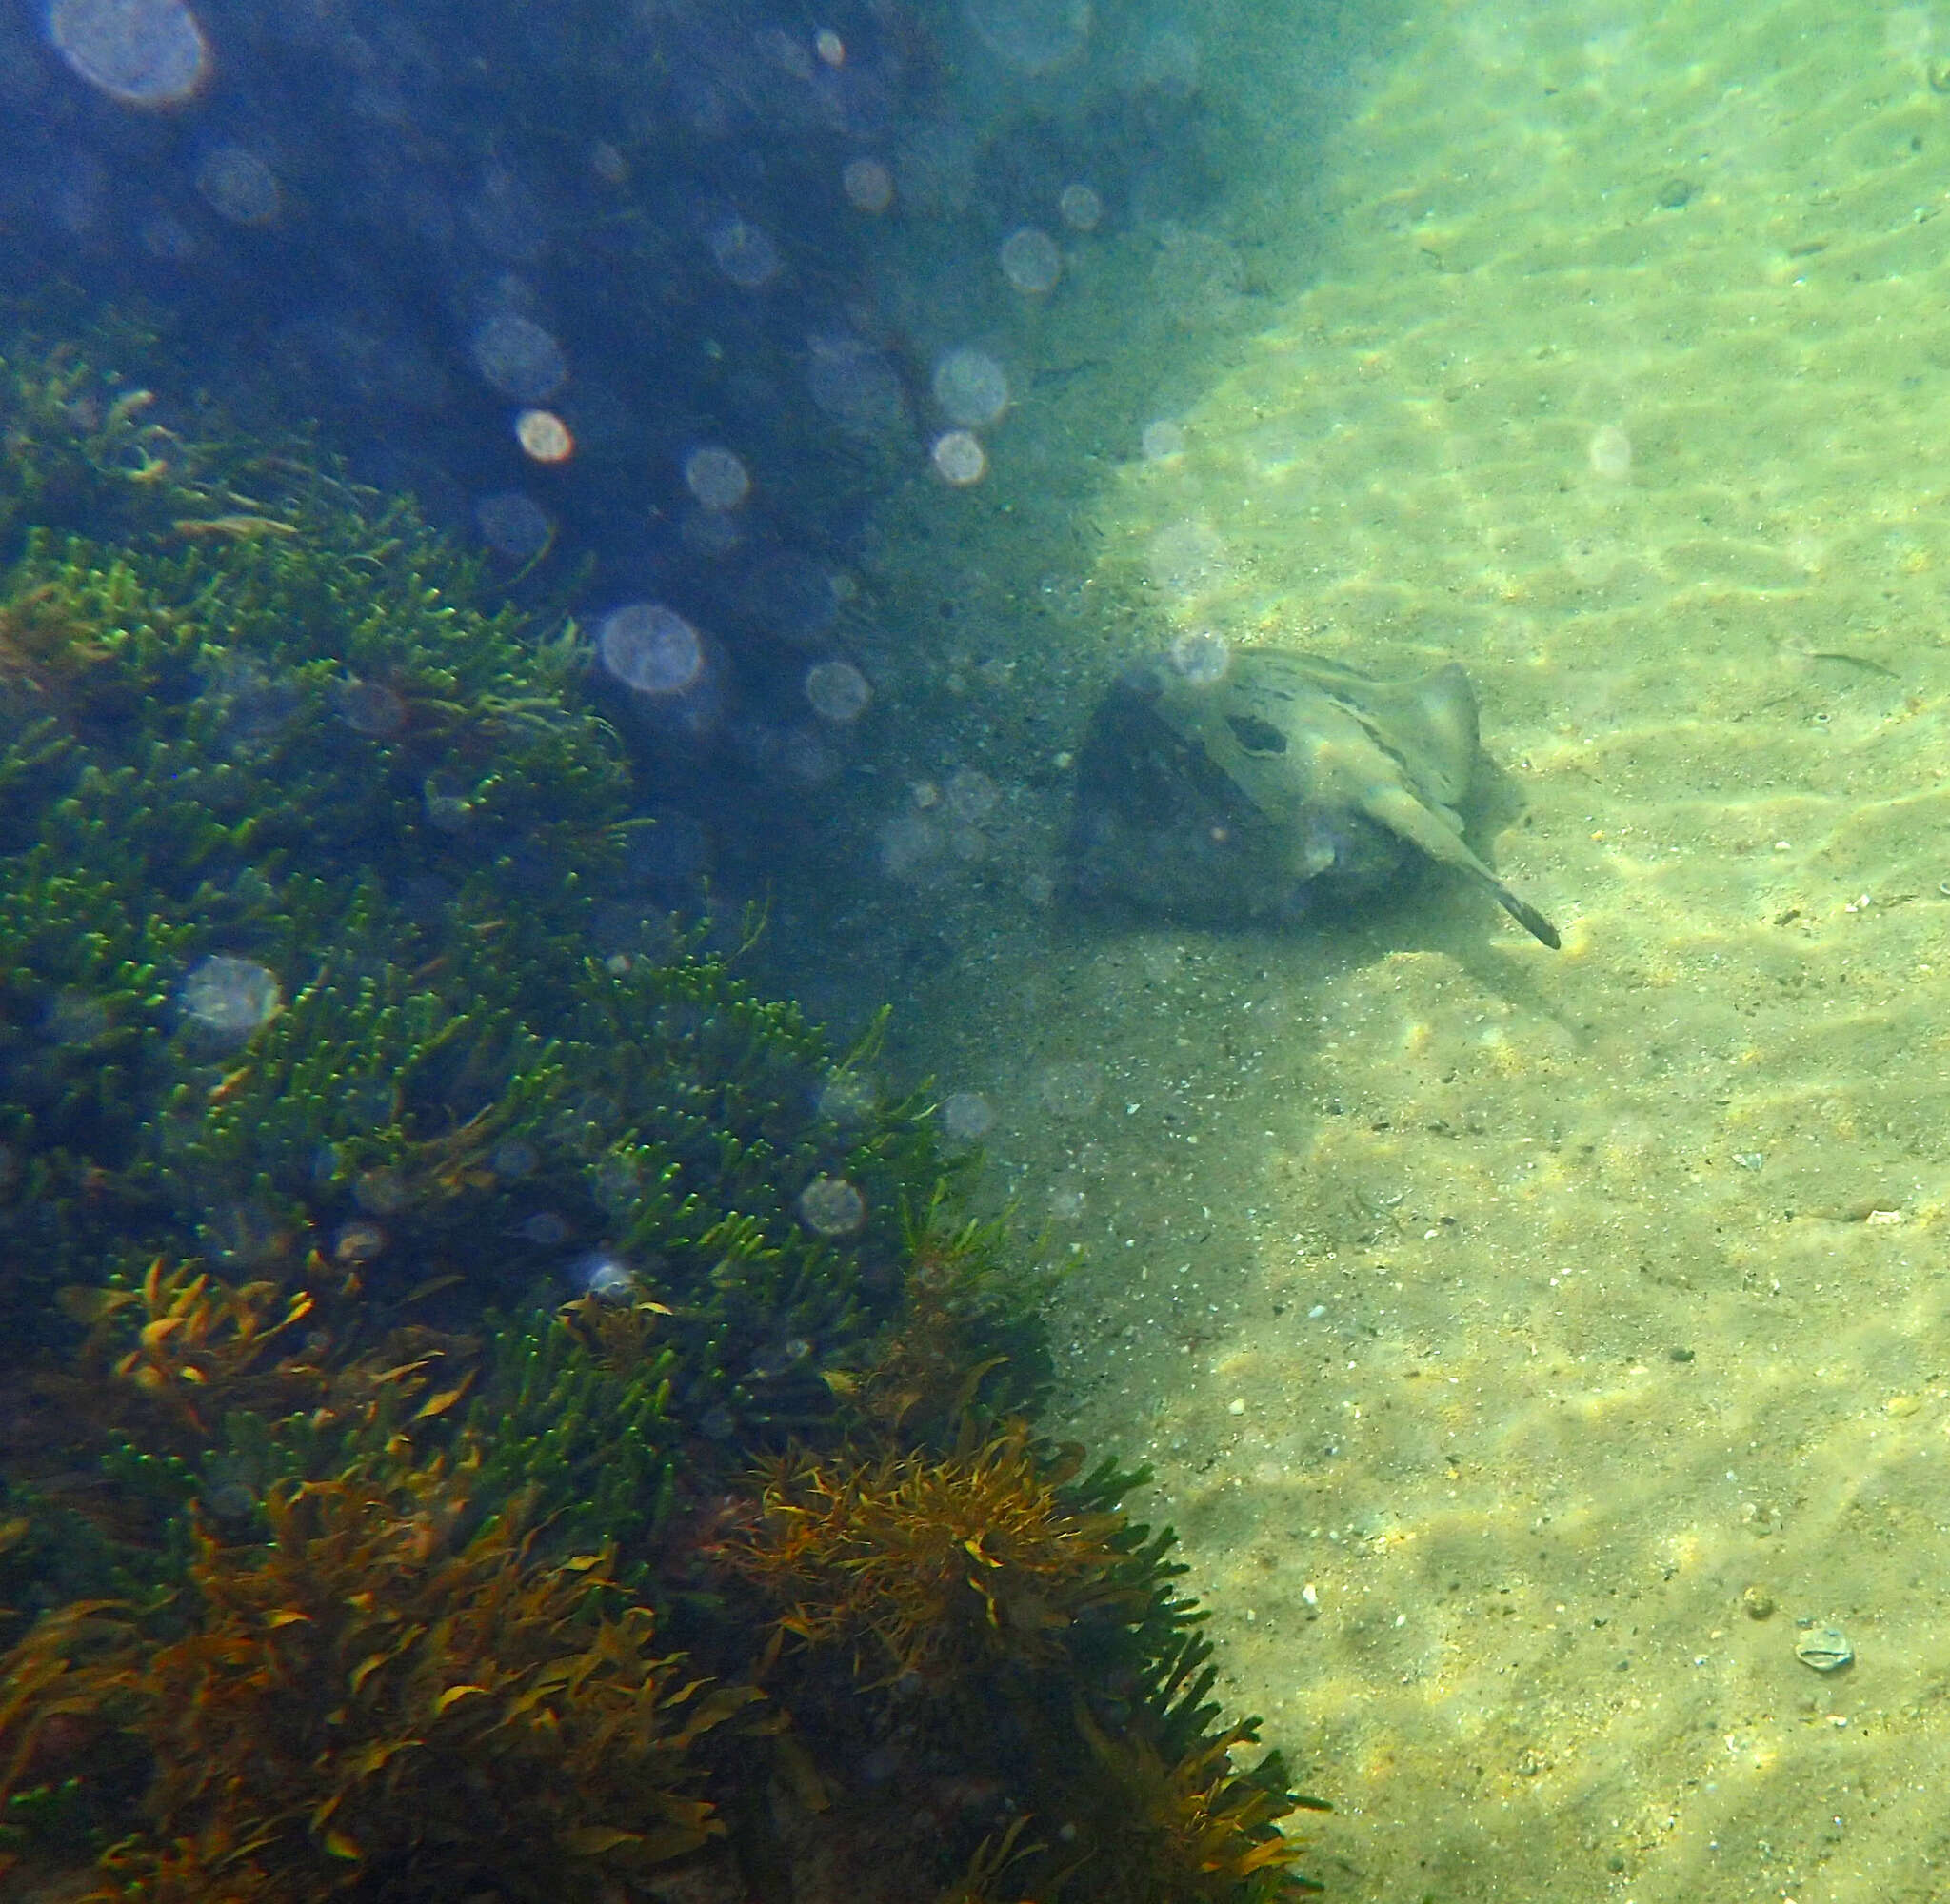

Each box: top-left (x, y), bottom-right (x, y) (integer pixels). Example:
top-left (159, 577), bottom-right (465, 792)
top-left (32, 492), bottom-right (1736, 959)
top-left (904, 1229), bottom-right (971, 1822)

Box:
top-left (172, 514), bottom-right (298, 541)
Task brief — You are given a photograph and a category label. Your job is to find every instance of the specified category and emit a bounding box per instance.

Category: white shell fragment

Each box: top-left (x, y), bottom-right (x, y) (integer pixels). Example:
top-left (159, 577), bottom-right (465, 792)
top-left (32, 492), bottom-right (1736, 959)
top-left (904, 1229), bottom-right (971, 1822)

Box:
top-left (1794, 1624), bottom-right (1854, 1673)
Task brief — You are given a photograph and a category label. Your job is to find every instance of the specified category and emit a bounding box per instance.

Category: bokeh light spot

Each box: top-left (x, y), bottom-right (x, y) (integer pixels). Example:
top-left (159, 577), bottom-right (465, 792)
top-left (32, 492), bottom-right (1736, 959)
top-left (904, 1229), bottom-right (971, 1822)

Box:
top-left (336, 679), bottom-right (408, 738)
top-left (945, 766), bottom-right (999, 823)
top-left (806, 333), bottom-right (908, 441)
top-left (999, 226), bottom-right (1062, 294)
top-left (962, 0), bottom-right (1089, 74)
top-left (1588, 423), bottom-right (1633, 479)
top-left (930, 429), bottom-right (986, 486)
top-left (1141, 418), bottom-right (1186, 461)
top-left (491, 1139), bottom-right (538, 1180)
top-left (1168, 628), bottom-right (1231, 685)
top-left (842, 156), bottom-right (893, 213)
top-left (680, 506), bottom-right (746, 560)
top-left (932, 347), bottom-right (1009, 427)
top-left (1146, 516), bottom-right (1232, 602)
top-left (1037, 1061), bottom-right (1103, 1118)
top-left (737, 547), bottom-right (842, 647)
top-left (333, 1220), bottom-right (388, 1264)
top-left (353, 1168), bottom-right (410, 1216)
top-left (805, 659), bottom-right (871, 724)
top-left (423, 771), bottom-right (474, 832)
top-left (179, 955), bottom-right (279, 1044)
top-left (1058, 181), bottom-right (1104, 230)
top-left (818, 1070), bottom-right (878, 1124)
top-left (570, 1250), bottom-right (635, 1299)
top-left (473, 490), bottom-right (554, 562)
top-left (1162, 624), bottom-right (1224, 682)
top-left (48, 0), bottom-right (210, 106)
top-left (599, 602), bottom-right (705, 696)
top-left (939, 1090), bottom-right (994, 1143)
top-left (514, 407), bottom-right (574, 464)
top-left (468, 310), bottom-right (567, 403)
top-left (799, 1174), bottom-right (866, 1237)
top-left (684, 445), bottom-right (750, 511)
top-left (194, 146), bottom-right (279, 226)
top-left (708, 216), bottom-right (782, 288)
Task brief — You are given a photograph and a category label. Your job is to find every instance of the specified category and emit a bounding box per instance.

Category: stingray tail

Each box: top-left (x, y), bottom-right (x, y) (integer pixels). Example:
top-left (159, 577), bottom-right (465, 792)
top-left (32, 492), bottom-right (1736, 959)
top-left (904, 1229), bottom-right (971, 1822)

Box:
top-left (1488, 881), bottom-right (1561, 950)
top-left (1363, 785), bottom-right (1562, 950)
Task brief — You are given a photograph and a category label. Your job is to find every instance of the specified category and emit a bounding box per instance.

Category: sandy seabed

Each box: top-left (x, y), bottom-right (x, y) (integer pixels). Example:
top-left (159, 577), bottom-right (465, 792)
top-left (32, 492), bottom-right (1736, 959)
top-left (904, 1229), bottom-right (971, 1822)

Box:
top-left (775, 3), bottom-right (1950, 1899)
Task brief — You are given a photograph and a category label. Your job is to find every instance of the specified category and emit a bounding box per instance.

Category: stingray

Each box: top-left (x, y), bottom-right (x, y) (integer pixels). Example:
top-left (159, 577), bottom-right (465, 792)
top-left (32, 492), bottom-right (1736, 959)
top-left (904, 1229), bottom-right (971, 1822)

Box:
top-left (1066, 647), bottom-right (1561, 948)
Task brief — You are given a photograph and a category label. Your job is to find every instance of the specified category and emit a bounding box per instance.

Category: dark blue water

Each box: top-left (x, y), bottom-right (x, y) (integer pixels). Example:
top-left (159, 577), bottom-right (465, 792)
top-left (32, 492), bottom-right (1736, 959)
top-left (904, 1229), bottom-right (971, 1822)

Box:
top-left (0, 5), bottom-right (1367, 1895)
top-left (1, 0), bottom-right (1251, 890)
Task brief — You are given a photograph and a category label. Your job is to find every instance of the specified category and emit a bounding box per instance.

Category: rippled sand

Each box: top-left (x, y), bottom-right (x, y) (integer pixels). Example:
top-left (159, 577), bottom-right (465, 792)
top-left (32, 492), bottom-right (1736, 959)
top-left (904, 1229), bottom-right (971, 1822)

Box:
top-left (779, 4), bottom-right (1950, 1898)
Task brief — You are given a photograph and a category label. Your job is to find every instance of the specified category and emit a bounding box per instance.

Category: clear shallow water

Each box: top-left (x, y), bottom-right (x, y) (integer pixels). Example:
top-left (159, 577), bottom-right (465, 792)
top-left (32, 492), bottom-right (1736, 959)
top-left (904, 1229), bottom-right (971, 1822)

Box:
top-left (763, 2), bottom-right (1950, 1898)
top-left (12, 0), bottom-right (1950, 1897)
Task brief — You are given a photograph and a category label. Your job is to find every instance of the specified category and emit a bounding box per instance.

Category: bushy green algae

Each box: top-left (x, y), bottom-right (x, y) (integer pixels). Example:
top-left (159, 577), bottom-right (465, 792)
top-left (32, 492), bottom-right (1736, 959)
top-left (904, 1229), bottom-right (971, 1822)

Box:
top-left (0, 321), bottom-right (1025, 1553)
top-left (0, 513), bottom-right (614, 1283)
top-left (0, 326), bottom-right (1324, 1903)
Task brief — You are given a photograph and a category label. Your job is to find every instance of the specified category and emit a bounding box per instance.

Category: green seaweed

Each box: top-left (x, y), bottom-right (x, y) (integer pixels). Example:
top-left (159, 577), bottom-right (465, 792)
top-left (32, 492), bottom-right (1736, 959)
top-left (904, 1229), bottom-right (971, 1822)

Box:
top-left (0, 319), bottom-right (1324, 1902)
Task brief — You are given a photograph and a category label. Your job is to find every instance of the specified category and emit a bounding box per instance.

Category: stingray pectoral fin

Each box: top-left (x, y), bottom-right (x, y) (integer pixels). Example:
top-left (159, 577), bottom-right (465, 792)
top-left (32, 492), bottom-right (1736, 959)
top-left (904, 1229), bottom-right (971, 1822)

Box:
top-left (1361, 785), bottom-right (1561, 950)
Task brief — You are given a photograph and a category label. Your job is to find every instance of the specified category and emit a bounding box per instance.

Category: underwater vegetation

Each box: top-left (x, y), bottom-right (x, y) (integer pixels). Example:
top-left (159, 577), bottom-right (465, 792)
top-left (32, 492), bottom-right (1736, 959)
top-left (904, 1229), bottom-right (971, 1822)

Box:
top-left (720, 1424), bottom-right (1322, 1903)
top-left (1, 1454), bottom-right (758, 1904)
top-left (0, 324), bottom-right (1325, 1901)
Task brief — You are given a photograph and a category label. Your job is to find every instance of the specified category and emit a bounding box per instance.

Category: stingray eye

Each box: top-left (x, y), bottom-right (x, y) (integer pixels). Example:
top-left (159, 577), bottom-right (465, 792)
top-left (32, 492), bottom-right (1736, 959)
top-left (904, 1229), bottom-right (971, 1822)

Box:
top-left (1224, 713), bottom-right (1286, 755)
